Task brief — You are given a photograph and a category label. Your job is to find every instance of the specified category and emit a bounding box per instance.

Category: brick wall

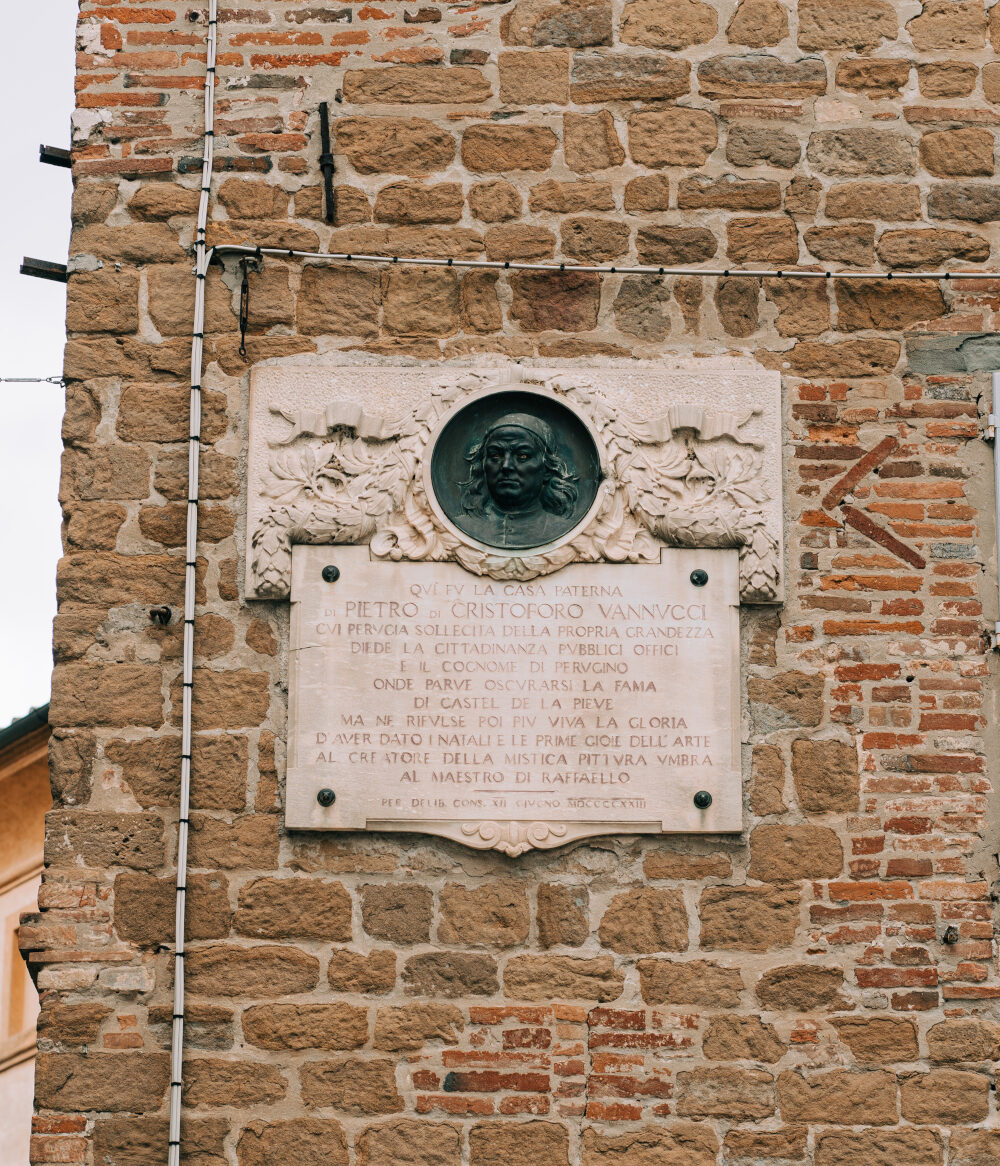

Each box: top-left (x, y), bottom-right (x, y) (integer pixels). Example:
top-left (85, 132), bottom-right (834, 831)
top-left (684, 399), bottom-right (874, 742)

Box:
top-left (24, 0), bottom-right (1000, 1162)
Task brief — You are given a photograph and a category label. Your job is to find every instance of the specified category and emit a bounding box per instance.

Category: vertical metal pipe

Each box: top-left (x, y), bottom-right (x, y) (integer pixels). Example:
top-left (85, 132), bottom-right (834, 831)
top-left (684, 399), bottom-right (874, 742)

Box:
top-left (319, 101), bottom-right (336, 225)
top-left (167, 0), bottom-right (217, 1161)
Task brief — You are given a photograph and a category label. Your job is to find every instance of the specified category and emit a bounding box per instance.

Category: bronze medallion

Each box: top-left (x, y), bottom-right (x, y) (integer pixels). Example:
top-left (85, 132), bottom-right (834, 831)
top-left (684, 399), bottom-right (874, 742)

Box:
top-left (430, 390), bottom-right (602, 551)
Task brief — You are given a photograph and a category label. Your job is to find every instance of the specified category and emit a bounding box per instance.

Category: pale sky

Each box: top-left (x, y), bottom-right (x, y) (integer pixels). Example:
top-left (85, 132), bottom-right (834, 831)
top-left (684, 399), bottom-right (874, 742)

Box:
top-left (0, 2), bottom-right (77, 726)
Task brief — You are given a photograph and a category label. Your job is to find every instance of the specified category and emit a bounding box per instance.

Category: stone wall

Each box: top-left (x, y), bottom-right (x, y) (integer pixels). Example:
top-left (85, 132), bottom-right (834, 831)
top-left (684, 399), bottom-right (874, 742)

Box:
top-left (23, 0), bottom-right (1000, 1162)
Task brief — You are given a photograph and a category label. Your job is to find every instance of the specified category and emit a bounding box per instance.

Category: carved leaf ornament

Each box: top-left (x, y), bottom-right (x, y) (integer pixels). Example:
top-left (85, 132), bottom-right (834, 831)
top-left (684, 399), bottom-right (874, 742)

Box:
top-left (251, 371), bottom-right (780, 603)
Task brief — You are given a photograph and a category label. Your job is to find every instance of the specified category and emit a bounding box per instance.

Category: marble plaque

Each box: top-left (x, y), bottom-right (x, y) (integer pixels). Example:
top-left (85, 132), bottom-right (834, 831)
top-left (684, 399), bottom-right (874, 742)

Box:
top-left (286, 544), bottom-right (741, 853)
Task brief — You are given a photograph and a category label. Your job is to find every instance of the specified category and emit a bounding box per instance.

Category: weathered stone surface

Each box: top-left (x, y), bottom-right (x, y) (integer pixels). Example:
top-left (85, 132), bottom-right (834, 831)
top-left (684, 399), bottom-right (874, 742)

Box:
top-left (581, 1124), bottom-right (718, 1166)
top-left (66, 271), bottom-right (139, 335)
top-left (117, 383), bottom-right (227, 443)
top-left (808, 129), bottom-right (916, 175)
top-left (52, 664), bottom-right (162, 728)
top-left (486, 223), bottom-right (557, 261)
top-left (355, 1120), bottom-right (461, 1166)
top-left (296, 266), bottom-right (381, 337)
top-left (469, 180), bottom-right (521, 221)
top-left (798, 0), bottom-right (896, 49)
top-left (373, 182), bottom-right (463, 224)
top-left (700, 886), bottom-right (800, 951)
top-left (373, 1003), bottom-right (463, 1051)
top-left (703, 1015), bottom-right (785, 1062)
top-left (235, 877), bottom-right (352, 941)
top-left (624, 174), bottom-right (671, 210)
top-left (831, 1016), bottom-right (920, 1063)
top-left (510, 271), bottom-right (601, 330)
top-left (804, 223), bottom-right (876, 266)
top-left (727, 125), bottom-right (801, 168)
top-left (699, 55), bottom-right (826, 98)
top-left (926, 1018), bottom-right (1000, 1062)
top-left (715, 276), bottom-right (760, 336)
top-left (614, 276), bottom-right (672, 341)
top-left (749, 825), bottom-right (843, 882)
top-left (728, 0), bottom-right (788, 45)
top-left (537, 883), bottom-right (589, 947)
top-left (643, 852), bottom-right (733, 879)
top-left (462, 124), bottom-right (558, 172)
top-left (571, 51), bottom-right (688, 102)
top-left (598, 888), bottom-right (688, 953)
top-left (837, 279), bottom-right (945, 331)
top-left (74, 182), bottom-right (117, 225)
top-left (336, 118), bottom-right (455, 175)
top-left (501, 0), bottom-right (613, 47)
top-left (35, 1052), bottom-right (169, 1113)
top-left (94, 1116), bottom-right (227, 1166)
top-left (439, 881), bottom-right (530, 946)
top-left (499, 49), bottom-right (570, 103)
top-left (531, 179), bottom-right (614, 212)
top-left (168, 669), bottom-right (270, 731)
top-left (361, 884), bottom-right (433, 944)
top-left (764, 277), bottom-right (831, 338)
top-left (638, 959), bottom-right (744, 1006)
top-left (45, 810), bottom-right (164, 871)
top-left (620, 0), bottom-right (717, 48)
top-left (564, 110), bottom-right (625, 171)
top-left (188, 814), bottom-right (279, 871)
top-left (237, 1119), bottom-right (349, 1166)
top-left (876, 228), bottom-right (990, 268)
top-left (676, 1067), bottom-right (776, 1119)
top-left (727, 216), bottom-right (799, 263)
top-left (504, 955), bottom-right (624, 1000)
top-left (814, 1129), bottom-right (942, 1166)
top-left (920, 128), bottom-right (995, 177)
top-left (243, 1004), bottom-right (367, 1051)
top-left (72, 224), bottom-right (184, 263)
top-left (185, 944), bottom-right (319, 997)
top-left (217, 179), bottom-right (288, 219)
top-left (560, 216), bottom-right (629, 261)
top-left (778, 1069), bottom-right (898, 1123)
top-left (295, 184), bottom-right (367, 226)
top-left (130, 184), bottom-right (200, 220)
top-left (826, 181), bottom-right (921, 220)
top-left (781, 338), bottom-right (900, 375)
top-left (403, 952), bottom-right (499, 997)
top-left (928, 182), bottom-right (1000, 221)
top-left (900, 1069), bottom-right (990, 1122)
top-left (628, 108), bottom-right (717, 168)
top-left (748, 671), bottom-right (824, 730)
top-left (184, 1059), bottom-right (287, 1107)
top-left (918, 61), bottom-right (977, 98)
top-left (114, 872), bottom-right (230, 944)
top-left (679, 174), bottom-right (781, 210)
top-left (344, 66), bottom-right (490, 104)
top-left (636, 226), bottom-right (718, 264)
top-left (756, 964), bottom-right (846, 1011)
top-left (791, 738), bottom-right (859, 812)
top-left (950, 1130), bottom-right (1000, 1166)
top-left (384, 269), bottom-right (460, 336)
top-left (984, 61), bottom-right (1000, 103)
top-left (329, 949), bottom-right (397, 995)
top-left (470, 1121), bottom-right (569, 1166)
top-left (299, 1059), bottom-right (403, 1114)
top-left (837, 58), bottom-right (909, 96)
top-left (461, 270), bottom-right (502, 333)
top-left (908, 0), bottom-right (987, 51)
top-left (724, 1128), bottom-right (808, 1163)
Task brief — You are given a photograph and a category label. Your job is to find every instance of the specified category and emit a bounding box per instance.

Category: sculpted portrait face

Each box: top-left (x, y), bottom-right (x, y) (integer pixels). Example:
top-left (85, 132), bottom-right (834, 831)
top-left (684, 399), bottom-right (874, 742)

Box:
top-left (429, 392), bottom-right (601, 553)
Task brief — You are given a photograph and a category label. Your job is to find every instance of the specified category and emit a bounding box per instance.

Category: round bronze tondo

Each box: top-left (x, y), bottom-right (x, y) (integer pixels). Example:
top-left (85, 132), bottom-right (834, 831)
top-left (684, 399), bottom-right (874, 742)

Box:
top-left (429, 390), bottom-right (602, 552)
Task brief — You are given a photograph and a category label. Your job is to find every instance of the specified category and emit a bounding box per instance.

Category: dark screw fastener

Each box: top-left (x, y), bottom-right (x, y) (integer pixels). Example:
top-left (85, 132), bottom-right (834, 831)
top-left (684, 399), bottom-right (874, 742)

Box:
top-left (690, 569), bottom-right (708, 587)
top-left (693, 790), bottom-right (713, 809)
top-left (321, 565), bottom-right (341, 583)
top-left (943, 926), bottom-right (960, 944)
top-left (149, 606), bottom-right (172, 625)
top-left (317, 788), bottom-right (336, 807)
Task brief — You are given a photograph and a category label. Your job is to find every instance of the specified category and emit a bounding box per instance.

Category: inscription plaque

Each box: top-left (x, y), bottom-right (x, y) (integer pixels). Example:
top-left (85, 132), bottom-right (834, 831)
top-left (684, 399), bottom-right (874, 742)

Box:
top-left (287, 544), bottom-right (741, 854)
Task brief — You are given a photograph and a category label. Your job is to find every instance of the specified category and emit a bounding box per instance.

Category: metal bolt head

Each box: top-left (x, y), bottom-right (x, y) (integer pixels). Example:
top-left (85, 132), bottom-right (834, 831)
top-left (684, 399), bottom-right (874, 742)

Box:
top-left (690, 569), bottom-right (708, 587)
top-left (321, 565), bottom-right (341, 583)
top-left (317, 788), bottom-right (336, 807)
top-left (693, 790), bottom-right (712, 809)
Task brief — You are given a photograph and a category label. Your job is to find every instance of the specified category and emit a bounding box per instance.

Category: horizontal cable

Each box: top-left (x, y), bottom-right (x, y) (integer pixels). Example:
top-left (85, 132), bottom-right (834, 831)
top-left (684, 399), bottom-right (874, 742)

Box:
top-left (209, 243), bottom-right (1000, 282)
